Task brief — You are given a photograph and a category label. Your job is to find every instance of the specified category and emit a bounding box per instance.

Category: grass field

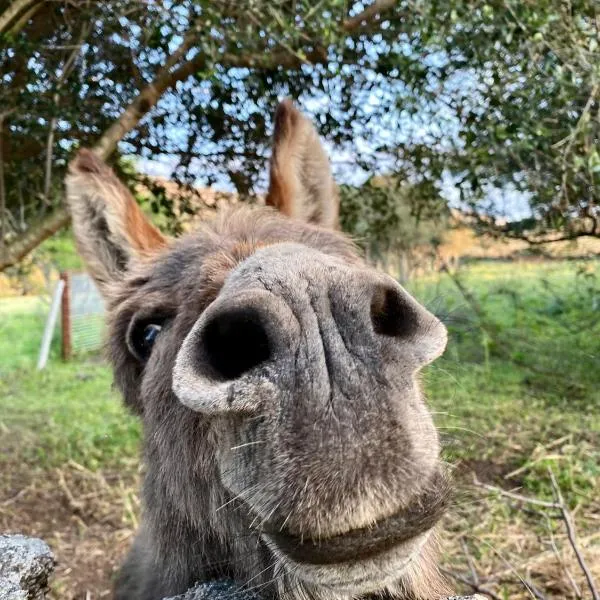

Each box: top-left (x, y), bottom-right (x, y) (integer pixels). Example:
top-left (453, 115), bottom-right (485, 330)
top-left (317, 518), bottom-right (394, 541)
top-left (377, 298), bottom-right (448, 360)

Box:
top-left (1, 259), bottom-right (599, 599)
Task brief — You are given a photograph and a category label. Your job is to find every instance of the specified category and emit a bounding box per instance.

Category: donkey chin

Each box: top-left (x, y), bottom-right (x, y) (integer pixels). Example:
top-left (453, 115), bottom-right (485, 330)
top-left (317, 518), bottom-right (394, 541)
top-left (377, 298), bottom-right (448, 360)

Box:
top-left (229, 463), bottom-right (451, 599)
top-left (232, 467), bottom-right (452, 600)
top-left (262, 473), bottom-right (451, 599)
top-left (270, 531), bottom-right (442, 599)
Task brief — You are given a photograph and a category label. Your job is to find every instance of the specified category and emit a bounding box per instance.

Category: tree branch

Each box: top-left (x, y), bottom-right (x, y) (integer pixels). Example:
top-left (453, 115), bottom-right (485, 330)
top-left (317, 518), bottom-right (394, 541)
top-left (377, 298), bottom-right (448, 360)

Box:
top-left (92, 27), bottom-right (203, 159)
top-left (547, 469), bottom-right (599, 600)
top-left (463, 208), bottom-right (600, 243)
top-left (0, 0), bottom-right (44, 35)
top-left (473, 476), bottom-right (561, 510)
top-left (343, 0), bottom-right (396, 31)
top-left (545, 515), bottom-right (582, 599)
top-left (504, 230), bottom-right (600, 244)
top-left (0, 206), bottom-right (69, 271)
top-left (94, 42), bottom-right (329, 159)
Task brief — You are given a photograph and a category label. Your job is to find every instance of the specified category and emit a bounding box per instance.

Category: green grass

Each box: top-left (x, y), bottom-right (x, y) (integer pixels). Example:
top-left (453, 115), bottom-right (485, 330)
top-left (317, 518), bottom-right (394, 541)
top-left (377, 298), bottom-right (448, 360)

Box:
top-left (0, 296), bottom-right (139, 470)
top-left (426, 362), bottom-right (598, 497)
top-left (0, 362), bottom-right (139, 470)
top-left (408, 260), bottom-right (600, 503)
top-left (1, 259), bottom-right (597, 488)
top-left (0, 296), bottom-right (56, 371)
top-left (0, 258), bottom-right (598, 598)
top-left (413, 260), bottom-right (600, 402)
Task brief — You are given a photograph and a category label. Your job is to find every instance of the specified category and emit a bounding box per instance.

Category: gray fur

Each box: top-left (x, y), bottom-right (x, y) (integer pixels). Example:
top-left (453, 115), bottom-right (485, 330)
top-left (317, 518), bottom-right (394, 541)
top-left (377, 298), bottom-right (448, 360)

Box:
top-left (66, 104), bottom-right (452, 600)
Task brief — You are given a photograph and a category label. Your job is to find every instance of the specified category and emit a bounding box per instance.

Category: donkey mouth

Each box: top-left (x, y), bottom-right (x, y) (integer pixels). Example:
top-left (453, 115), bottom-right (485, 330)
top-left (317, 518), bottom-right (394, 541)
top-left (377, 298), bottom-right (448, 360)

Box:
top-left (262, 471), bottom-right (450, 566)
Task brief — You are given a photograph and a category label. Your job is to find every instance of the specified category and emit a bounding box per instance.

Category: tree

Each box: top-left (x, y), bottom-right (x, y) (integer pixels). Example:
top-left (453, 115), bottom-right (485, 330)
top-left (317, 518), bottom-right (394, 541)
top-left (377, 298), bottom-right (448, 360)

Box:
top-left (1, 1), bottom-right (598, 272)
top-left (340, 176), bottom-right (449, 280)
top-left (392, 1), bottom-right (600, 242)
top-left (0, 0), bottom-right (402, 270)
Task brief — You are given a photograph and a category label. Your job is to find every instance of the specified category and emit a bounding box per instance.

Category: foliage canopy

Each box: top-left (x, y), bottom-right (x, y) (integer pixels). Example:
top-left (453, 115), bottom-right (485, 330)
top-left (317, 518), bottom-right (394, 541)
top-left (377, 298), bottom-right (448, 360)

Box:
top-left (0, 0), bottom-right (598, 269)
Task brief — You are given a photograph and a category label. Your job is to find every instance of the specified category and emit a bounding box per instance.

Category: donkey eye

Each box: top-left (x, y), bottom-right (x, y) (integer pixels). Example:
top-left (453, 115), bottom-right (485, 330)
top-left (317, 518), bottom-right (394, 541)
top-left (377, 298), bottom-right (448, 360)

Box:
top-left (143, 324), bottom-right (162, 346)
top-left (131, 322), bottom-right (163, 361)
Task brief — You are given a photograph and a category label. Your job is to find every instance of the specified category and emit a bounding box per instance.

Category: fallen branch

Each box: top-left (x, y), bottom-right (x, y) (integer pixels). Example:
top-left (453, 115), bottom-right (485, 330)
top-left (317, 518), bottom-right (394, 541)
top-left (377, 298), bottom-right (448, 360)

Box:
top-left (474, 473), bottom-right (599, 600)
top-left (547, 468), bottom-right (599, 600)
top-left (545, 515), bottom-right (582, 599)
top-left (461, 537), bottom-right (480, 586)
top-left (440, 566), bottom-right (502, 600)
top-left (473, 475), bottom-right (560, 510)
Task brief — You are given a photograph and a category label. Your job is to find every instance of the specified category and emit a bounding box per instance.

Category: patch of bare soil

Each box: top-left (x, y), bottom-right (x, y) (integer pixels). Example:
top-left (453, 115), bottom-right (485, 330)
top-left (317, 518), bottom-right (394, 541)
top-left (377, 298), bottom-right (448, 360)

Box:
top-left (456, 458), bottom-right (517, 484)
top-left (0, 461), bottom-right (139, 599)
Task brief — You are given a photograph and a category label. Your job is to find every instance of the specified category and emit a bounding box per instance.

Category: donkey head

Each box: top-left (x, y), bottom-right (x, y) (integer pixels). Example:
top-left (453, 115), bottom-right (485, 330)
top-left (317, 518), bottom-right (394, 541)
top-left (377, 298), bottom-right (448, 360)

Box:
top-left (66, 100), bottom-right (450, 600)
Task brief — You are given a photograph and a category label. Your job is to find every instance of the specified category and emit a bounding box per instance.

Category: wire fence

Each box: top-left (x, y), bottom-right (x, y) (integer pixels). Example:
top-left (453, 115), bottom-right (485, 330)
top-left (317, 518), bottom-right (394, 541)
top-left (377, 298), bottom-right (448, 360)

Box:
top-left (62, 272), bottom-right (105, 357)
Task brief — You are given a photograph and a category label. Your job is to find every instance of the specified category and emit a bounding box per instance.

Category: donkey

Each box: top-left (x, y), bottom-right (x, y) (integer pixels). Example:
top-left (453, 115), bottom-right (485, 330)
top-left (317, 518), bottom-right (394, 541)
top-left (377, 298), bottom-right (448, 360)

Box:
top-left (66, 100), bottom-right (451, 600)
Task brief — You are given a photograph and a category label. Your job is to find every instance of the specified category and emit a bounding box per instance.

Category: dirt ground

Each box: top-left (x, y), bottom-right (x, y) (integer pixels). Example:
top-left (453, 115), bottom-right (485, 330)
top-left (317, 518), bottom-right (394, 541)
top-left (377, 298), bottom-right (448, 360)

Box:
top-left (0, 461), bottom-right (138, 599)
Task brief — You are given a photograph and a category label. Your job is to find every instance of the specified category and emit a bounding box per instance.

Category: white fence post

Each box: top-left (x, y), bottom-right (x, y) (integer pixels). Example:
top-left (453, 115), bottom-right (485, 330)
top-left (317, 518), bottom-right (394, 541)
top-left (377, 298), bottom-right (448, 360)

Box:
top-left (37, 278), bottom-right (65, 370)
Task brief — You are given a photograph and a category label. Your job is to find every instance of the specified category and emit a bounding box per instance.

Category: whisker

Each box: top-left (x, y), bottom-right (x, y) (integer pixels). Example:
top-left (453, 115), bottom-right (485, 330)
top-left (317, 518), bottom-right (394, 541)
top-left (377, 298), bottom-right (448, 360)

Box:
top-left (236, 562), bottom-right (277, 590)
top-left (436, 425), bottom-right (486, 438)
top-left (215, 483), bottom-right (261, 512)
top-left (230, 441), bottom-right (266, 451)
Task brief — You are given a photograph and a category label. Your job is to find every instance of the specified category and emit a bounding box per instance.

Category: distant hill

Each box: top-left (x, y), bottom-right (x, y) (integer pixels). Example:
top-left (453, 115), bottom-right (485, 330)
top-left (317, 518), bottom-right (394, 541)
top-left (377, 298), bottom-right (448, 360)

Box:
top-left (439, 210), bottom-right (600, 264)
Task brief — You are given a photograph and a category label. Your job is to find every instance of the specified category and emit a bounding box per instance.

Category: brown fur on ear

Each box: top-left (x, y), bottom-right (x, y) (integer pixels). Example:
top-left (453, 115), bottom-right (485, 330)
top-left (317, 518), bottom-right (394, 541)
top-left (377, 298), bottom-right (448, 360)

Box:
top-left (266, 99), bottom-right (339, 229)
top-left (66, 149), bottom-right (166, 294)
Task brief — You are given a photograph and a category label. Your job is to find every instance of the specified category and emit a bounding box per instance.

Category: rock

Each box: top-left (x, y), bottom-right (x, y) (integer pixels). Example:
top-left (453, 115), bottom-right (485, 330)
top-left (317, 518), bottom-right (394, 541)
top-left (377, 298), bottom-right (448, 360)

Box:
top-left (0, 535), bottom-right (54, 600)
top-left (164, 580), bottom-right (261, 600)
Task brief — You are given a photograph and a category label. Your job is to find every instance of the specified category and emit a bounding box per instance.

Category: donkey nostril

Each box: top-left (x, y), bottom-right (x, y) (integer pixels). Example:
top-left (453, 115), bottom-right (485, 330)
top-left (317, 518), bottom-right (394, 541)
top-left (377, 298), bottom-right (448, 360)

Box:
top-left (370, 284), bottom-right (418, 338)
top-left (199, 307), bottom-right (272, 381)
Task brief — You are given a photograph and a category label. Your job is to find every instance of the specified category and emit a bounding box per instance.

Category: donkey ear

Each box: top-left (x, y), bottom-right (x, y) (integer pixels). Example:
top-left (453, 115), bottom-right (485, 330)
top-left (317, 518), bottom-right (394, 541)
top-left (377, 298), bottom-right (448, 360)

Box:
top-left (66, 149), bottom-right (166, 294)
top-left (266, 99), bottom-right (339, 228)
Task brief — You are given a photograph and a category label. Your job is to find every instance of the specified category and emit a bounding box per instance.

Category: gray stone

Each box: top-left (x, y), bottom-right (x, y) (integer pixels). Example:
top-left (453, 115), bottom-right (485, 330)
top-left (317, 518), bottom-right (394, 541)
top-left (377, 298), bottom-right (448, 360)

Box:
top-left (0, 535), bottom-right (54, 600)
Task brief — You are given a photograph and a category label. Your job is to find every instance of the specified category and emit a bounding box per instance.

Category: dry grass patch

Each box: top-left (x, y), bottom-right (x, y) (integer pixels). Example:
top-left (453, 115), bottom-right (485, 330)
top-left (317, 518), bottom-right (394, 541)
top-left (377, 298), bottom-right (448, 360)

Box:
top-left (0, 460), bottom-right (139, 599)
